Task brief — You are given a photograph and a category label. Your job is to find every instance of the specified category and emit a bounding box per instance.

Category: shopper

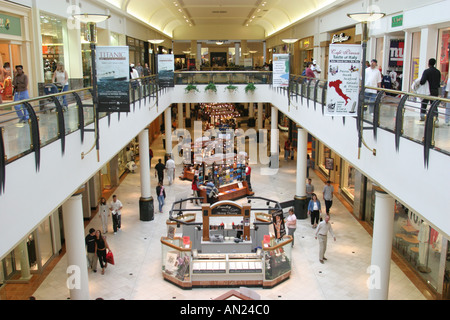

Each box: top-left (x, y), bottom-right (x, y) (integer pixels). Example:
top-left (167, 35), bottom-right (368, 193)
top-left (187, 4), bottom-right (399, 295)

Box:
top-left (109, 195), bottom-right (123, 234)
top-left (205, 181), bottom-right (218, 204)
top-left (155, 158), bottom-right (165, 183)
top-left (284, 139), bottom-right (291, 161)
top-left (85, 228), bottom-right (98, 273)
top-left (95, 230), bottom-right (111, 275)
top-left (306, 154), bottom-right (313, 178)
top-left (323, 181), bottom-right (334, 214)
top-left (419, 58), bottom-right (441, 121)
top-left (364, 59), bottom-right (382, 113)
top-left (286, 208), bottom-right (297, 247)
top-left (99, 197), bottom-right (109, 234)
top-left (444, 76), bottom-right (450, 126)
top-left (52, 62), bottom-right (69, 110)
top-left (307, 193), bottom-right (322, 229)
top-left (315, 214), bottom-right (336, 264)
top-left (156, 181), bottom-right (166, 213)
top-left (306, 178), bottom-right (315, 205)
top-left (12, 65), bottom-right (29, 123)
top-left (311, 59), bottom-right (322, 78)
top-left (305, 62), bottom-right (315, 78)
top-left (245, 162), bottom-right (252, 191)
top-left (165, 155), bottom-right (176, 185)
top-left (192, 175), bottom-right (201, 205)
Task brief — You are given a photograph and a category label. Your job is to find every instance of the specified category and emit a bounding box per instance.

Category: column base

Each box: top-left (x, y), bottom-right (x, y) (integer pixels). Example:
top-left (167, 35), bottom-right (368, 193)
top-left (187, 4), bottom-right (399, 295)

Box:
top-left (269, 152), bottom-right (279, 169)
top-left (139, 197), bottom-right (154, 221)
top-left (294, 195), bottom-right (308, 220)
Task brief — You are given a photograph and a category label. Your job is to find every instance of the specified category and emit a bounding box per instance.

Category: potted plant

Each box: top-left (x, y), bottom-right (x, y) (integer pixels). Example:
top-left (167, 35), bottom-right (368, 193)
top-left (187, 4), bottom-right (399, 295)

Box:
top-left (245, 82), bottom-right (256, 93)
top-left (204, 82), bottom-right (217, 93)
top-left (185, 84), bottom-right (199, 93)
top-left (225, 84), bottom-right (238, 93)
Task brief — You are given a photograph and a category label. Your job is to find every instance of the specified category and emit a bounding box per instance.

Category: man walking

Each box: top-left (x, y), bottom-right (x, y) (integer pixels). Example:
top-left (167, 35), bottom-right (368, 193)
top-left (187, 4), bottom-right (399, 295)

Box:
top-left (364, 59), bottom-right (382, 114)
top-left (165, 155), bottom-right (175, 185)
top-left (85, 228), bottom-right (97, 272)
top-left (323, 180), bottom-right (334, 214)
top-left (155, 158), bottom-right (165, 183)
top-left (315, 215), bottom-right (336, 264)
top-left (109, 195), bottom-right (123, 234)
top-left (306, 178), bottom-right (314, 204)
top-left (12, 65), bottom-right (30, 123)
top-left (419, 58), bottom-right (441, 121)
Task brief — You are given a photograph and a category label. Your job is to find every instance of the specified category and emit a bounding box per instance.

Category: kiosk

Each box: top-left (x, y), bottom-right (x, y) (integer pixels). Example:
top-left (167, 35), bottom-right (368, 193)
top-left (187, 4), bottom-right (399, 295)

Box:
top-left (161, 197), bottom-right (293, 289)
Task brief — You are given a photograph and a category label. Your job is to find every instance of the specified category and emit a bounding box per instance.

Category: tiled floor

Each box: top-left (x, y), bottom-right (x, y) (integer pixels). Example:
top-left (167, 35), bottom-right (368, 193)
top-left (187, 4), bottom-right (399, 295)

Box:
top-left (25, 128), bottom-right (429, 300)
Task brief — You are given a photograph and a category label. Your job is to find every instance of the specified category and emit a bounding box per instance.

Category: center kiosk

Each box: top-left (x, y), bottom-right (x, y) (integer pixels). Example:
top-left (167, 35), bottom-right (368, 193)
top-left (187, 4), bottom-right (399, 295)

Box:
top-left (160, 197), bottom-right (293, 289)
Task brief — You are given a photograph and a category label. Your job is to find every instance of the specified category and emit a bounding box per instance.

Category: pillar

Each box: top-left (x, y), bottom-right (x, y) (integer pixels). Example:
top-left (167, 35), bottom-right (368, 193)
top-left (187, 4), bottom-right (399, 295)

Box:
top-left (270, 106), bottom-right (279, 169)
top-left (257, 103), bottom-right (263, 131)
top-left (368, 191), bottom-right (395, 300)
top-left (62, 194), bottom-right (90, 300)
top-left (18, 240), bottom-right (32, 281)
top-left (178, 103), bottom-right (184, 129)
top-left (197, 42), bottom-right (202, 70)
top-left (235, 42), bottom-right (240, 65)
top-left (186, 103), bottom-right (191, 128)
top-left (139, 128), bottom-right (154, 221)
top-left (165, 107), bottom-right (172, 157)
top-left (294, 126), bottom-right (308, 219)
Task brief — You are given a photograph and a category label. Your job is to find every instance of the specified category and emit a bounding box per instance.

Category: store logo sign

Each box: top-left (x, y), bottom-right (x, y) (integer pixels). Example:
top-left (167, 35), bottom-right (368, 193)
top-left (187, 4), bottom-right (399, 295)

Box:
top-left (391, 15), bottom-right (403, 28)
top-left (331, 33), bottom-right (350, 44)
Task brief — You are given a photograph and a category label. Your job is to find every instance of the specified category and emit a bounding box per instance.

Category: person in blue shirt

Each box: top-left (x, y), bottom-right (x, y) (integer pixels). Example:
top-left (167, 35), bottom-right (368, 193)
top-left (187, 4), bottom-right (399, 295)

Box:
top-left (307, 193), bottom-right (322, 229)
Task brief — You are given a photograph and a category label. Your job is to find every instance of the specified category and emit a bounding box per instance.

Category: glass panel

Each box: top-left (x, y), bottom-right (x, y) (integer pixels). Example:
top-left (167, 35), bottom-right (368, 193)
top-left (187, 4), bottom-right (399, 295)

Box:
top-left (161, 238), bottom-right (191, 283)
top-left (263, 236), bottom-right (292, 281)
top-left (378, 93), bottom-right (399, 131)
top-left (37, 218), bottom-right (54, 267)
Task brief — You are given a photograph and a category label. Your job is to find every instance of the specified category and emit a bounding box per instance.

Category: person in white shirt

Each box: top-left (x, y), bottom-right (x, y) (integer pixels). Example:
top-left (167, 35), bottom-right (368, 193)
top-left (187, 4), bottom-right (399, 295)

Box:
top-left (109, 195), bottom-right (123, 234)
top-left (315, 214), bottom-right (336, 263)
top-left (365, 59), bottom-right (382, 113)
top-left (286, 208), bottom-right (297, 247)
top-left (165, 156), bottom-right (176, 185)
top-left (311, 59), bottom-right (322, 78)
top-left (99, 197), bottom-right (109, 234)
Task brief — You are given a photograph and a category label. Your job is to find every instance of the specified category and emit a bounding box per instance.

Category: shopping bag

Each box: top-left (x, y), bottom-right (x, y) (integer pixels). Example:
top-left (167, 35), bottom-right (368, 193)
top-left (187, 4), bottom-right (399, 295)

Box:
top-left (106, 251), bottom-right (115, 265)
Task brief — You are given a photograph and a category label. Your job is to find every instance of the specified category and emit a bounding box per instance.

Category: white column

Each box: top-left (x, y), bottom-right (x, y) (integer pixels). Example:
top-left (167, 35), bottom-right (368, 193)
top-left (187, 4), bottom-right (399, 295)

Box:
top-left (197, 42), bottom-right (202, 70)
top-left (139, 128), bottom-right (151, 198)
top-left (295, 127), bottom-right (308, 199)
top-left (62, 194), bottom-right (90, 300)
top-left (270, 106), bottom-right (278, 153)
top-left (186, 103), bottom-right (191, 118)
top-left (257, 103), bottom-right (263, 131)
top-left (178, 103), bottom-right (184, 129)
top-left (249, 103), bottom-right (254, 118)
top-left (165, 108), bottom-right (172, 155)
top-left (235, 42), bottom-right (240, 65)
top-left (368, 191), bottom-right (395, 300)
top-left (402, 31), bottom-right (413, 92)
top-left (263, 41), bottom-right (267, 64)
top-left (418, 27), bottom-right (438, 76)
top-left (18, 240), bottom-right (32, 281)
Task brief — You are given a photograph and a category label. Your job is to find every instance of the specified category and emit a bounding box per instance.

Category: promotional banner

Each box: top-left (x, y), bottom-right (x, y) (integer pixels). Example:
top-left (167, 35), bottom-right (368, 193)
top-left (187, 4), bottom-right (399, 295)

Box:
top-left (325, 44), bottom-right (362, 116)
top-left (389, 39), bottom-right (404, 67)
top-left (157, 54), bottom-right (175, 87)
top-left (271, 209), bottom-right (286, 239)
top-left (96, 46), bottom-right (130, 113)
top-left (272, 54), bottom-right (290, 88)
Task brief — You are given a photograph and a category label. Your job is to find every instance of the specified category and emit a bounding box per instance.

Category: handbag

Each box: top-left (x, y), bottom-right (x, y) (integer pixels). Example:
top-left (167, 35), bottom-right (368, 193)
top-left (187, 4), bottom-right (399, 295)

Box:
top-left (106, 251), bottom-right (115, 265)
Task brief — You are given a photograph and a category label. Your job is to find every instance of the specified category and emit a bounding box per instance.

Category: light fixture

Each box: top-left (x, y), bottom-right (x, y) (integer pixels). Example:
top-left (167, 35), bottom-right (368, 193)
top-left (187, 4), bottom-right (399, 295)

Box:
top-left (347, 11), bottom-right (385, 158)
top-left (281, 38), bottom-right (298, 44)
top-left (149, 39), bottom-right (165, 44)
top-left (249, 50), bottom-right (257, 54)
top-left (182, 50), bottom-right (191, 54)
top-left (216, 41), bottom-right (224, 45)
top-left (72, 13), bottom-right (111, 24)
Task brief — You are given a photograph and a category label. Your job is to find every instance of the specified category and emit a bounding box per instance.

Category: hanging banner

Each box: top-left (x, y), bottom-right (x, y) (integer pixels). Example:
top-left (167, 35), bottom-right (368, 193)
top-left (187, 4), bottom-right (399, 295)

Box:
top-left (389, 39), bottom-right (404, 67)
top-left (96, 46), bottom-right (130, 113)
top-left (157, 54), bottom-right (175, 87)
top-left (272, 54), bottom-right (290, 88)
top-left (271, 209), bottom-right (286, 239)
top-left (325, 44), bottom-right (361, 116)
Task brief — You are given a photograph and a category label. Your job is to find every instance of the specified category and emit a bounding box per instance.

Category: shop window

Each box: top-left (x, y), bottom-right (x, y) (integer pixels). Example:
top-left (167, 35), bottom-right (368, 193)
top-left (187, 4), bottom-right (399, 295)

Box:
top-left (341, 161), bottom-right (355, 201)
top-left (437, 27), bottom-right (450, 83)
top-left (40, 14), bottom-right (64, 83)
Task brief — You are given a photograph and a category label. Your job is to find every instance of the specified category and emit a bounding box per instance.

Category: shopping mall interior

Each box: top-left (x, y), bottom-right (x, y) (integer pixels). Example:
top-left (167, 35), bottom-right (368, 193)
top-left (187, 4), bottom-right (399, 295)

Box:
top-left (0, 0), bottom-right (449, 304)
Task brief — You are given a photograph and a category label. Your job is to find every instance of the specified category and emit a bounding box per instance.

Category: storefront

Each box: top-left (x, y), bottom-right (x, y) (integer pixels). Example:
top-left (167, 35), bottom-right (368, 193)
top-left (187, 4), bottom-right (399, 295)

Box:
top-left (437, 27), bottom-right (450, 82)
top-left (296, 36), bottom-right (314, 75)
top-left (40, 13), bottom-right (64, 83)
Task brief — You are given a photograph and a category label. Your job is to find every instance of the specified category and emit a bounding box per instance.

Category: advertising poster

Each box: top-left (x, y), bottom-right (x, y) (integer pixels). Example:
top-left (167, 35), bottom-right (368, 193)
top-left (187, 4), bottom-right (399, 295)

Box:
top-left (326, 44), bottom-right (361, 116)
top-left (158, 54), bottom-right (175, 87)
top-left (272, 54), bottom-right (290, 88)
top-left (271, 209), bottom-right (286, 239)
top-left (96, 46), bottom-right (130, 113)
top-left (389, 39), bottom-right (404, 67)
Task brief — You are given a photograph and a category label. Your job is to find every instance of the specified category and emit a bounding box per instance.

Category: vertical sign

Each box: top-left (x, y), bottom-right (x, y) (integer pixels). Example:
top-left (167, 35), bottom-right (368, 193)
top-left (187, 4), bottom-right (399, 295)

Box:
top-left (389, 40), bottom-right (404, 67)
top-left (272, 54), bottom-right (290, 88)
top-left (157, 54), bottom-right (175, 87)
top-left (271, 209), bottom-right (286, 239)
top-left (96, 46), bottom-right (130, 113)
top-left (326, 44), bottom-right (361, 116)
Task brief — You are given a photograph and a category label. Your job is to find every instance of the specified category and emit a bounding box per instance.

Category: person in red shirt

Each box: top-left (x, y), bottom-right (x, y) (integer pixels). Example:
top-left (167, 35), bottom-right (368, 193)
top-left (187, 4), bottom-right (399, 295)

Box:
top-left (191, 175), bottom-right (201, 205)
top-left (245, 162), bottom-right (252, 191)
top-left (305, 62), bottom-right (315, 78)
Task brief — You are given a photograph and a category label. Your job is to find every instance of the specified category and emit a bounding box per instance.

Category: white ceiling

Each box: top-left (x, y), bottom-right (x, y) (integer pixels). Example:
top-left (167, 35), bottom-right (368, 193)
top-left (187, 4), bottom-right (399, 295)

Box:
top-left (104, 0), bottom-right (342, 40)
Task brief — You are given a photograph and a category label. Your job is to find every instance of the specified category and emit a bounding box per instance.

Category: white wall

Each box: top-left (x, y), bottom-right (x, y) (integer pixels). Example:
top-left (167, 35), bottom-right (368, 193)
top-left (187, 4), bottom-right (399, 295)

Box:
top-left (1, 84), bottom-right (449, 260)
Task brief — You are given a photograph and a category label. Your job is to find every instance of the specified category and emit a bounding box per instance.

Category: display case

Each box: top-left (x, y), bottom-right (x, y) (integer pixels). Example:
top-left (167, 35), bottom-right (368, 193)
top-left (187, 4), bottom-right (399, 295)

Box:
top-left (161, 237), bottom-right (192, 289)
top-left (262, 236), bottom-right (293, 288)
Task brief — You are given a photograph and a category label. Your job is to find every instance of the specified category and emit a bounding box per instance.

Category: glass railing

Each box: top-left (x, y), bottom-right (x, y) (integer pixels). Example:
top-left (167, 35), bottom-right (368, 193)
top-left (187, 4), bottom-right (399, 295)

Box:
top-left (288, 75), bottom-right (450, 158)
top-left (174, 70), bottom-right (272, 85)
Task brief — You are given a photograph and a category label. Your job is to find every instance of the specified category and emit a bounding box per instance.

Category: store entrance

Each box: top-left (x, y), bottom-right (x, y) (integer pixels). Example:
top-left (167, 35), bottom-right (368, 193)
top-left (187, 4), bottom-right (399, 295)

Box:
top-left (0, 41), bottom-right (22, 103)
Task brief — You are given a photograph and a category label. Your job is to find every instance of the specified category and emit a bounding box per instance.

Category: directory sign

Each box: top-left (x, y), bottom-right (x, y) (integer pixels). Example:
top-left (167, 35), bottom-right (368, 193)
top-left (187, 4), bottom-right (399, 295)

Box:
top-left (325, 44), bottom-right (362, 116)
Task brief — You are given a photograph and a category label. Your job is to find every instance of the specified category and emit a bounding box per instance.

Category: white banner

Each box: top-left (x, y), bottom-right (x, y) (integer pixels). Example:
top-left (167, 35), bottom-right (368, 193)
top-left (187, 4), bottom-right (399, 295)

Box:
top-left (157, 54), bottom-right (175, 87)
top-left (325, 44), bottom-right (362, 116)
top-left (272, 54), bottom-right (290, 88)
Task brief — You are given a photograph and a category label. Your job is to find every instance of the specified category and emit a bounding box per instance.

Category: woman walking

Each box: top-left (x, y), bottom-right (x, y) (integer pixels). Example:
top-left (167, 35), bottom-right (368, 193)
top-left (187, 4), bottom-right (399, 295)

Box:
top-left (99, 197), bottom-right (109, 234)
top-left (307, 193), bottom-right (322, 229)
top-left (192, 175), bottom-right (201, 205)
top-left (95, 230), bottom-right (111, 275)
top-left (286, 208), bottom-right (297, 247)
top-left (156, 181), bottom-right (166, 213)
